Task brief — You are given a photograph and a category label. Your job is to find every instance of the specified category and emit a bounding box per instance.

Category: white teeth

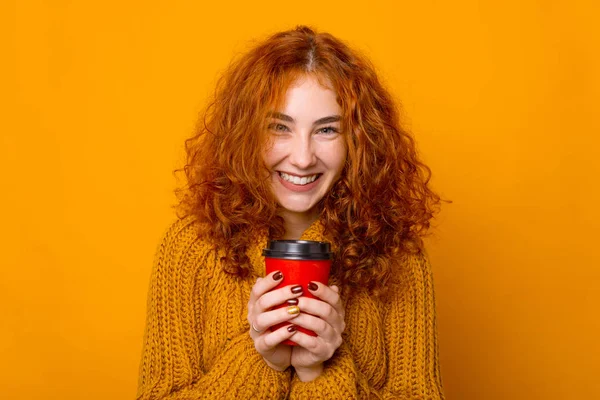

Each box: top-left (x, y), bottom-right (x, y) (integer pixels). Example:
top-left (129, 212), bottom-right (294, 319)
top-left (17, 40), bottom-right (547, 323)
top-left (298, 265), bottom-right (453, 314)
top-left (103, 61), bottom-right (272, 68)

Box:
top-left (280, 172), bottom-right (319, 185)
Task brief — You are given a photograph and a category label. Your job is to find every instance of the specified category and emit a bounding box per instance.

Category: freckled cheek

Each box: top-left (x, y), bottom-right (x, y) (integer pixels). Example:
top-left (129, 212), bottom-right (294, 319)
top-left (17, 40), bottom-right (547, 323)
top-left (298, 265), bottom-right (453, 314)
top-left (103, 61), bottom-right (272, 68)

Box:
top-left (316, 142), bottom-right (347, 172)
top-left (263, 142), bottom-right (289, 168)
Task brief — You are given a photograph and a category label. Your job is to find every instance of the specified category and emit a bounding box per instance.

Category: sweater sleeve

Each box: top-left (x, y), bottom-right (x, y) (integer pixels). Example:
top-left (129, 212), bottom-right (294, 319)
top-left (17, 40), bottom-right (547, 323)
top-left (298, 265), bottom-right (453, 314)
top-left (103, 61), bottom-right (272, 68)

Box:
top-left (289, 251), bottom-right (445, 400)
top-left (136, 218), bottom-right (291, 400)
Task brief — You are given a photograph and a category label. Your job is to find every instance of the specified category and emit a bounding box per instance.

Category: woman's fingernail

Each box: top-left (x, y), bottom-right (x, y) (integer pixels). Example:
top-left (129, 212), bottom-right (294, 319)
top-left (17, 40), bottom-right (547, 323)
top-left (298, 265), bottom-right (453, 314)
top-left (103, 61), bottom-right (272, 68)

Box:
top-left (273, 271), bottom-right (283, 281)
top-left (286, 298), bottom-right (299, 306)
top-left (287, 305), bottom-right (300, 315)
top-left (291, 285), bottom-right (303, 294)
top-left (287, 325), bottom-right (297, 333)
top-left (308, 282), bottom-right (318, 291)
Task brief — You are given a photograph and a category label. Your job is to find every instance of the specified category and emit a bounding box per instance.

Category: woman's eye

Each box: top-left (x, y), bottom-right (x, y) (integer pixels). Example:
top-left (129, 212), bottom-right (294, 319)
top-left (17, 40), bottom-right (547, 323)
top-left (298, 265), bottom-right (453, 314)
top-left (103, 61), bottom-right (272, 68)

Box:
top-left (269, 123), bottom-right (289, 132)
top-left (318, 126), bottom-right (339, 135)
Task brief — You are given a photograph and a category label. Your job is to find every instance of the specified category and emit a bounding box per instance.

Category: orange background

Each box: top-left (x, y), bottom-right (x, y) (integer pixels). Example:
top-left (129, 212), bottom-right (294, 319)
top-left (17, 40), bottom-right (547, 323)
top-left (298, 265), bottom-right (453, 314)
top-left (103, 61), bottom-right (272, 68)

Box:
top-left (3, 1), bottom-right (599, 399)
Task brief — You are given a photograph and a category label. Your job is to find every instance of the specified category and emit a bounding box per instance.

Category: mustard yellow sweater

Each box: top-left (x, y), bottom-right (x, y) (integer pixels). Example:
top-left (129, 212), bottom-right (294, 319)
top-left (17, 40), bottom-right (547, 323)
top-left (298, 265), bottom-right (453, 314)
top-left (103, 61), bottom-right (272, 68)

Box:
top-left (136, 216), bottom-right (445, 399)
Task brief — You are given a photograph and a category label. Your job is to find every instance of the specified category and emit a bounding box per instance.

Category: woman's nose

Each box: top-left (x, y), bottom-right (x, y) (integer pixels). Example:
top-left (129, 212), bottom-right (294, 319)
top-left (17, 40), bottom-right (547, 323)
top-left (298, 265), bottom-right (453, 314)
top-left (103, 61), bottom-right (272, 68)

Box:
top-left (288, 135), bottom-right (317, 169)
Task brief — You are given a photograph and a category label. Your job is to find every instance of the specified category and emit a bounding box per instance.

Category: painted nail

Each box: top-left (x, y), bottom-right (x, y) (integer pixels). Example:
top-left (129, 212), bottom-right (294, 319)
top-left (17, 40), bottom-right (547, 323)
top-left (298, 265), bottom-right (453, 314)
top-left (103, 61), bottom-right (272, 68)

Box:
top-left (286, 298), bottom-right (299, 306)
top-left (291, 285), bottom-right (303, 294)
top-left (273, 271), bottom-right (283, 281)
top-left (287, 305), bottom-right (300, 315)
top-left (287, 325), bottom-right (297, 333)
top-left (308, 282), bottom-right (318, 291)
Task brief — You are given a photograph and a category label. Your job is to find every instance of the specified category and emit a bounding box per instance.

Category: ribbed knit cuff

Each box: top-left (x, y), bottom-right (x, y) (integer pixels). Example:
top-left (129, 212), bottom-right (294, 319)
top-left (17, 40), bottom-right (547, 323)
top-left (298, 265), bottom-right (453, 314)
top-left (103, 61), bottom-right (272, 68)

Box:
top-left (289, 343), bottom-right (370, 399)
top-left (194, 334), bottom-right (291, 399)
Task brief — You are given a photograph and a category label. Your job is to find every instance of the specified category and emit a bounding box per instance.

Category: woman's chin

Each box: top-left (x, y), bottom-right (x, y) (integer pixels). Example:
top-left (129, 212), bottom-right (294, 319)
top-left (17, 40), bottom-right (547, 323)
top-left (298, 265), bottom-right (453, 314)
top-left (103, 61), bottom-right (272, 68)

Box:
top-left (276, 201), bottom-right (319, 217)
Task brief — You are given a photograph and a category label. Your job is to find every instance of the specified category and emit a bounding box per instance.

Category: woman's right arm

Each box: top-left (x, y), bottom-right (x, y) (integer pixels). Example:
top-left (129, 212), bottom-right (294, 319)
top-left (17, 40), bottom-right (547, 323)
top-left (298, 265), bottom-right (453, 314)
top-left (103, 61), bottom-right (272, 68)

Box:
top-left (136, 218), bottom-right (291, 400)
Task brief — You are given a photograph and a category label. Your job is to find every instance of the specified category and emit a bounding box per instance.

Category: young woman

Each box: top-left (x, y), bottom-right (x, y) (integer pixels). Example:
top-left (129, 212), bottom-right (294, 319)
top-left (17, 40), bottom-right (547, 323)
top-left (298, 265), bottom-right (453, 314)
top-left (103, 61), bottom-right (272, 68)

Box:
top-left (137, 26), bottom-right (445, 399)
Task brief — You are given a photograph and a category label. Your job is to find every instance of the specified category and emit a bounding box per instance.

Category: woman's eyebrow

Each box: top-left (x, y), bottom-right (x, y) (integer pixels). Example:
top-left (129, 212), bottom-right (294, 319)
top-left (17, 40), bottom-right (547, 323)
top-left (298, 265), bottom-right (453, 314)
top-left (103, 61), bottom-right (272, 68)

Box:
top-left (313, 115), bottom-right (341, 126)
top-left (267, 112), bottom-right (341, 126)
top-left (268, 112), bottom-right (294, 122)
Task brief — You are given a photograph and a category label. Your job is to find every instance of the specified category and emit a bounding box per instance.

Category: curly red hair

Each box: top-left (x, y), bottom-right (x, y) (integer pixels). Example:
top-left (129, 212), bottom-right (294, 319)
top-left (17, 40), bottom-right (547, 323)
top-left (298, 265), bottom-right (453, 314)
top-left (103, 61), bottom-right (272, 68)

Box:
top-left (175, 26), bottom-right (446, 296)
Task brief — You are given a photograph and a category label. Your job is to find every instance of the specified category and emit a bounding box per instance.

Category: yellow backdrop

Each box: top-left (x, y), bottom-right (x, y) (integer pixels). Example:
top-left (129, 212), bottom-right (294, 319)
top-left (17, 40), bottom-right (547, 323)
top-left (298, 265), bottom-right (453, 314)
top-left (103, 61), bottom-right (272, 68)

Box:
top-left (3, 1), bottom-right (599, 399)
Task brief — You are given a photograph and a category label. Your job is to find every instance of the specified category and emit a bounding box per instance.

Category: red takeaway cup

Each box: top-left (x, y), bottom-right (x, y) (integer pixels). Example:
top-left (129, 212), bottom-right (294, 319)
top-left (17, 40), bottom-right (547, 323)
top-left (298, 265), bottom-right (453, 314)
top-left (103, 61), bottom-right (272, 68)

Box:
top-left (263, 240), bottom-right (332, 346)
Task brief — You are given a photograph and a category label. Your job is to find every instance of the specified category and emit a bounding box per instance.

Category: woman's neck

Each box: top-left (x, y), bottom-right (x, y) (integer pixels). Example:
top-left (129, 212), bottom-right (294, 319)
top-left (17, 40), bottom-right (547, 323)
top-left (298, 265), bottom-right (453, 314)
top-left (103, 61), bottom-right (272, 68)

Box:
top-left (279, 209), bottom-right (319, 240)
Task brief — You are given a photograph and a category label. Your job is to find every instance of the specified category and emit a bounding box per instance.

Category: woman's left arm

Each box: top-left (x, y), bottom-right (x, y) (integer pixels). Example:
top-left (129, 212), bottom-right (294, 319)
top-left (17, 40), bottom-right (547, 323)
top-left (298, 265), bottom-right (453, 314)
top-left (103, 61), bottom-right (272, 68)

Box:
top-left (288, 251), bottom-right (445, 399)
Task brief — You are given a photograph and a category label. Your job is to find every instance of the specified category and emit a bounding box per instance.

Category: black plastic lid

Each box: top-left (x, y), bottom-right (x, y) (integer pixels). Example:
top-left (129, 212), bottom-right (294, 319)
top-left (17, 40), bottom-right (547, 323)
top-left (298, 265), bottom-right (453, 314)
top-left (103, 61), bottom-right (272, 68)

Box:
top-left (263, 240), bottom-right (332, 260)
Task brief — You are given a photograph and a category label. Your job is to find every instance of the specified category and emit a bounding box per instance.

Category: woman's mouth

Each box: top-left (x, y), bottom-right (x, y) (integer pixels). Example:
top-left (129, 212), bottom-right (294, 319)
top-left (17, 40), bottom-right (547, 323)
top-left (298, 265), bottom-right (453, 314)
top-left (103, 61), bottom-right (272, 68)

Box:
top-left (277, 172), bottom-right (322, 192)
top-left (279, 172), bottom-right (320, 185)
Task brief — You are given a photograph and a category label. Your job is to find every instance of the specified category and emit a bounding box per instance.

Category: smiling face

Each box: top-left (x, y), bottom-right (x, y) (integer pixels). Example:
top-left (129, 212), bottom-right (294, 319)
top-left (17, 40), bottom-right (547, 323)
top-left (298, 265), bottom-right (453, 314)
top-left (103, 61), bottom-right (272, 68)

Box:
top-left (263, 75), bottom-right (347, 226)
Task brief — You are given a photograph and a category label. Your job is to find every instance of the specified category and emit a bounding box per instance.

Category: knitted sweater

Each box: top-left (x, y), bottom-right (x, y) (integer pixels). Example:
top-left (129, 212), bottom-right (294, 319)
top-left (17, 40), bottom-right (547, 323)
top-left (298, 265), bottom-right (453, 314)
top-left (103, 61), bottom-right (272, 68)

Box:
top-left (136, 216), bottom-right (445, 399)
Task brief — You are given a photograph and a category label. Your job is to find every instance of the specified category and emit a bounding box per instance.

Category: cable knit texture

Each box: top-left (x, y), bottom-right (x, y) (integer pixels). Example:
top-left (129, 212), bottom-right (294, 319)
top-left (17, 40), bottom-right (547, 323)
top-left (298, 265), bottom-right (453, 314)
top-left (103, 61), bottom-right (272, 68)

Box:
top-left (136, 216), bottom-right (445, 399)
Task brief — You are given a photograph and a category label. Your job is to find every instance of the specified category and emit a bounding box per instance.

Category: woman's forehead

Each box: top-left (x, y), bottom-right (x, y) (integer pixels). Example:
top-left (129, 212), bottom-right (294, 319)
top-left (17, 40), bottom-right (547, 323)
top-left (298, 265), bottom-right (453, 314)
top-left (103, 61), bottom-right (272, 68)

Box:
top-left (273, 77), bottom-right (340, 119)
top-left (286, 72), bottom-right (334, 91)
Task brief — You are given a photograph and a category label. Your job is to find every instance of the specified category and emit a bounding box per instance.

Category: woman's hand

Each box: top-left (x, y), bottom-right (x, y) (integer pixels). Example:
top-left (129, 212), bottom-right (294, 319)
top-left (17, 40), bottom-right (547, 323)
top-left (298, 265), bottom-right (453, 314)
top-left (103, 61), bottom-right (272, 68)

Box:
top-left (247, 271), bottom-right (304, 372)
top-left (289, 282), bottom-right (346, 381)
